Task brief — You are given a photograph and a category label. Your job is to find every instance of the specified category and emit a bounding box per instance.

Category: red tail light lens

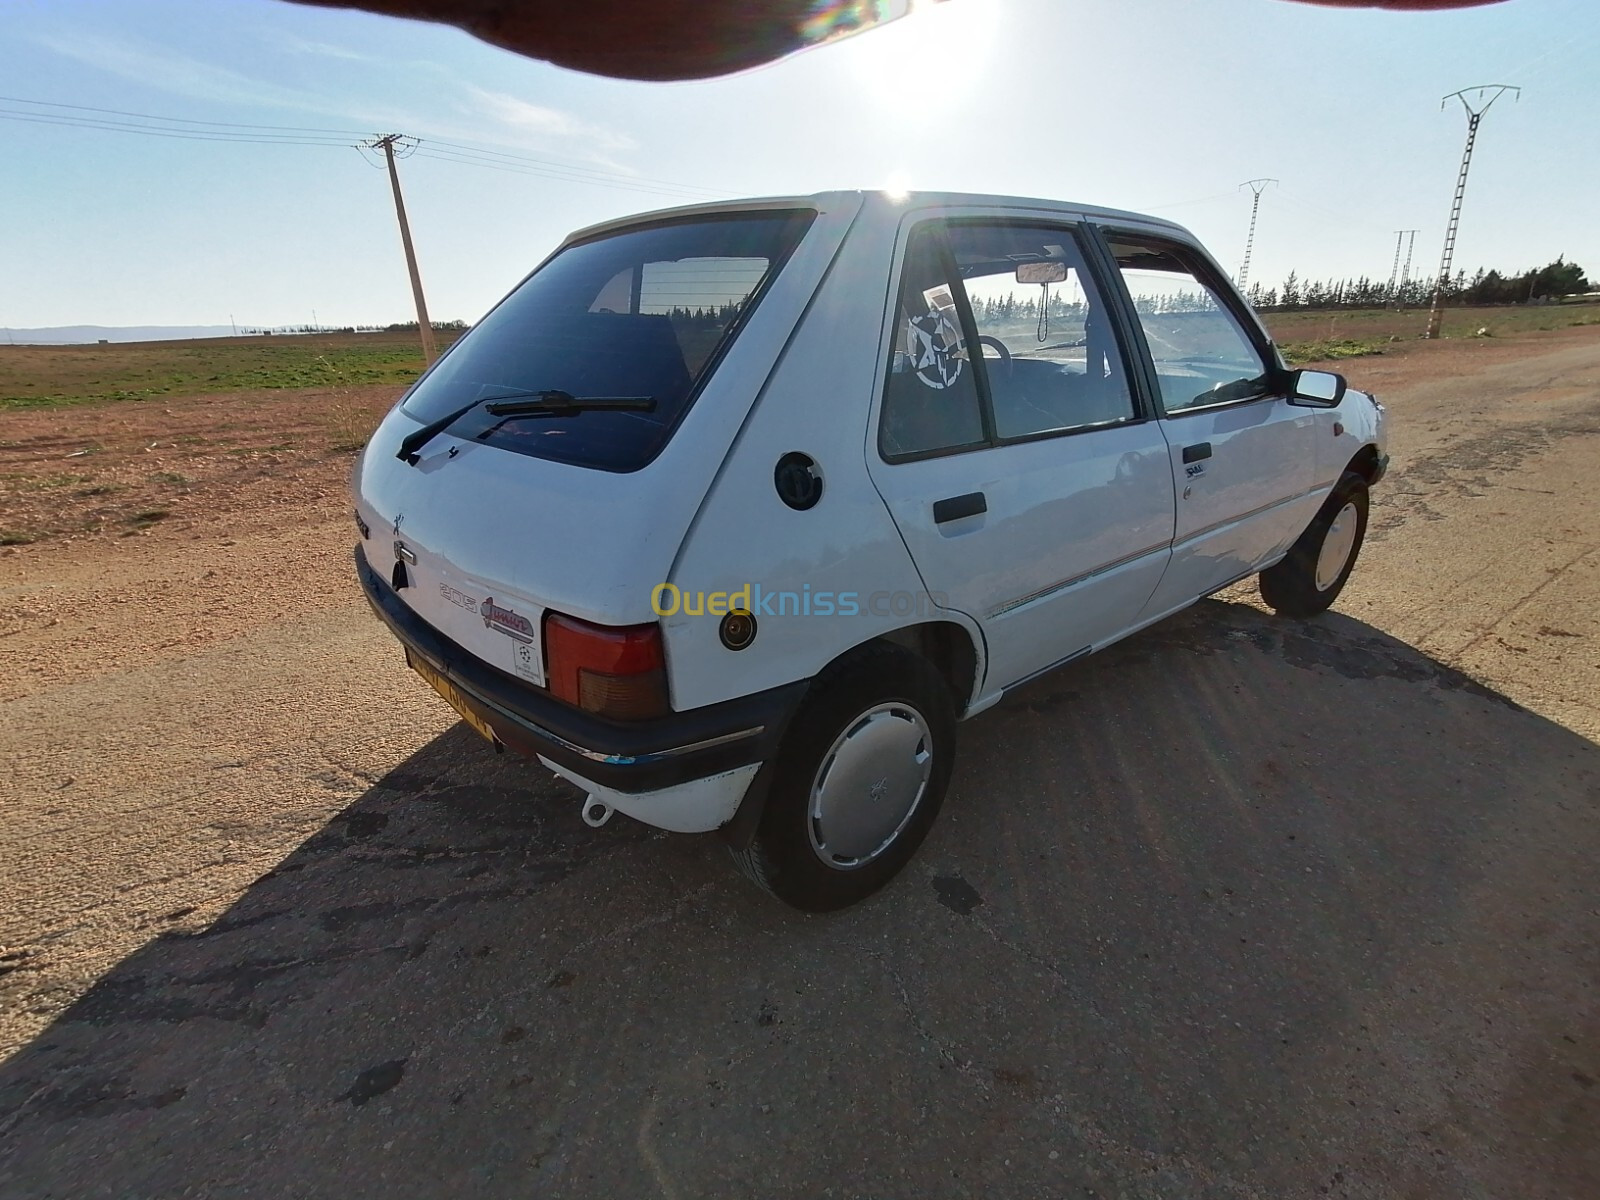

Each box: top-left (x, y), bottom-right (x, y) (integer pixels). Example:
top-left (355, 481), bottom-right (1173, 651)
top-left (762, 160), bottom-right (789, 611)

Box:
top-left (543, 612), bottom-right (669, 721)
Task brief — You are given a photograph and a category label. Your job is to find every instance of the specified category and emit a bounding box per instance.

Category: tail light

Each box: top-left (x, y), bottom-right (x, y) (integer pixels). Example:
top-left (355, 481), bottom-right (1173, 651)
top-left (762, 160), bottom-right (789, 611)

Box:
top-left (543, 612), bottom-right (669, 721)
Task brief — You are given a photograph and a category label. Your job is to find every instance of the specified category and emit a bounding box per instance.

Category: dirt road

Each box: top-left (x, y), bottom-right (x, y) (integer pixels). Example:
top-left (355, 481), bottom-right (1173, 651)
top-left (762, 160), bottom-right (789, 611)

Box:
top-left (2, 330), bottom-right (1598, 1198)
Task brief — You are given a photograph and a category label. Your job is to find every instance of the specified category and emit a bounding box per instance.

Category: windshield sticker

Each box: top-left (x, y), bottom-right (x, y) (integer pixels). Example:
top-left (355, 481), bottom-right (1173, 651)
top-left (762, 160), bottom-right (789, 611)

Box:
top-left (480, 597), bottom-right (535, 643)
top-left (907, 285), bottom-right (966, 390)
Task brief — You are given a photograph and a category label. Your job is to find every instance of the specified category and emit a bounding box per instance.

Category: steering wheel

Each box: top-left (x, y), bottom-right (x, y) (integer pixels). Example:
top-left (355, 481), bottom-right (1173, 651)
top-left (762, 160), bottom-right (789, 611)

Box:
top-left (977, 335), bottom-right (1012, 379)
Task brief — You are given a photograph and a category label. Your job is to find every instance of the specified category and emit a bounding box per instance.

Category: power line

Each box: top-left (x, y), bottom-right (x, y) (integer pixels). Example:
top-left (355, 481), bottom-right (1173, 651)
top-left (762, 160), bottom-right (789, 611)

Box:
top-left (409, 147), bottom-right (727, 201)
top-left (418, 136), bottom-right (725, 197)
top-left (1497, 0), bottom-right (1599, 80)
top-left (0, 93), bottom-right (734, 202)
top-left (0, 108), bottom-right (356, 147)
top-left (1270, 188), bottom-right (1394, 237)
top-left (0, 94), bottom-right (371, 136)
top-left (1141, 188), bottom-right (1242, 212)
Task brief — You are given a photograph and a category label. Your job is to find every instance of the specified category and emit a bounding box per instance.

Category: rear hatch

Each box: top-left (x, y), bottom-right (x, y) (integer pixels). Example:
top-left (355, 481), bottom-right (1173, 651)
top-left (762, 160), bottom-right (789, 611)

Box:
top-left (353, 197), bottom-right (860, 703)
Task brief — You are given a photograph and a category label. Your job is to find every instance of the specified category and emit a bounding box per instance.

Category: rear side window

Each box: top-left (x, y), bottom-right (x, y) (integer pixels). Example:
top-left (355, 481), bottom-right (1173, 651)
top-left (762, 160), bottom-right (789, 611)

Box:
top-left (879, 224), bottom-right (988, 460)
top-left (402, 211), bottom-right (813, 471)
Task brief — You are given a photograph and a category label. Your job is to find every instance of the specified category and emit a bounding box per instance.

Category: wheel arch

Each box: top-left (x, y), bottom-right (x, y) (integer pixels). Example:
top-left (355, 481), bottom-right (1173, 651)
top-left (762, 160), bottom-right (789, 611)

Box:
top-left (1345, 443), bottom-right (1383, 484)
top-left (719, 618), bottom-right (983, 849)
top-left (872, 620), bottom-right (983, 716)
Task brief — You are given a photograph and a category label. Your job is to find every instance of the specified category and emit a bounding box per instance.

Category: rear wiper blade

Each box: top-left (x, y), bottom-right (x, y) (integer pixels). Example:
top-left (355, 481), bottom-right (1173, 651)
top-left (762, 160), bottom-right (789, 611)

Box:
top-left (396, 390), bottom-right (654, 464)
top-left (473, 392), bottom-right (655, 445)
top-left (481, 391), bottom-right (654, 415)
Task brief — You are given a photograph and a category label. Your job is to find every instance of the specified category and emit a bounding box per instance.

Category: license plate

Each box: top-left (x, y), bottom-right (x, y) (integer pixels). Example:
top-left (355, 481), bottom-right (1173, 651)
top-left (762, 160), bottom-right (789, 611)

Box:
top-left (408, 651), bottom-right (496, 743)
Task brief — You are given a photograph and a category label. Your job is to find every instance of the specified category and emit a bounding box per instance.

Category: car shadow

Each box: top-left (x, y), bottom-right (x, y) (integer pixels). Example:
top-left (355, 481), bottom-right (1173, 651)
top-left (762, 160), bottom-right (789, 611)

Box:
top-left (2, 599), bottom-right (1597, 1199)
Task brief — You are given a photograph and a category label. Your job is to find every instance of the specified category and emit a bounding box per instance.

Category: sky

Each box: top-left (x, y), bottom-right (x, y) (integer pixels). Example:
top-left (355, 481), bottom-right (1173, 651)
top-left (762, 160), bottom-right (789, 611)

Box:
top-left (2, 0), bottom-right (1597, 330)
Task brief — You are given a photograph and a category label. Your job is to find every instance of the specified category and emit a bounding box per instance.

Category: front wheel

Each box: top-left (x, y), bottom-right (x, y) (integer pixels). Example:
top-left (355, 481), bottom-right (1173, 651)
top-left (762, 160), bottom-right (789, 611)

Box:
top-left (730, 644), bottom-right (956, 912)
top-left (1259, 471), bottom-right (1370, 618)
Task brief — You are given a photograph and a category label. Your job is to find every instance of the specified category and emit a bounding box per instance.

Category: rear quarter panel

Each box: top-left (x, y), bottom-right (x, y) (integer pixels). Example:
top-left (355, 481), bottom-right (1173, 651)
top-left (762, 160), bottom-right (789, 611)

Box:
top-left (663, 198), bottom-right (950, 712)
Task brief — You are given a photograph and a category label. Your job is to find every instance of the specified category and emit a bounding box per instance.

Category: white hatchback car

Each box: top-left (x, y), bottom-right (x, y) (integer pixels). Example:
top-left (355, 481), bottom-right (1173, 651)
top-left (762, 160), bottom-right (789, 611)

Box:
top-left (353, 190), bottom-right (1387, 910)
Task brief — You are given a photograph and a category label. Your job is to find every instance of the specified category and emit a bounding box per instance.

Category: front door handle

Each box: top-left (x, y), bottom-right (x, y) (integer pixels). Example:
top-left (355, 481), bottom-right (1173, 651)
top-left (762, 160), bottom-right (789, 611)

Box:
top-left (933, 492), bottom-right (987, 524)
top-left (1182, 442), bottom-right (1213, 464)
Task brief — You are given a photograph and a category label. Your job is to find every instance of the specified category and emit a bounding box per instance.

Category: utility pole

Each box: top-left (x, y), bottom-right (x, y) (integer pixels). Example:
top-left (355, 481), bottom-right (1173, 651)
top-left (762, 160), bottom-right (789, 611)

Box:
top-left (363, 133), bottom-right (437, 364)
top-left (1237, 178), bottom-right (1277, 291)
top-left (1389, 230), bottom-right (1419, 309)
top-left (1425, 86), bottom-right (1519, 340)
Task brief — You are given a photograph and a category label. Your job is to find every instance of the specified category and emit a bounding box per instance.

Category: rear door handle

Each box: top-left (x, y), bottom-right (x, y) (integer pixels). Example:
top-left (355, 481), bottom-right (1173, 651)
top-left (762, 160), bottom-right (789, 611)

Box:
top-left (933, 492), bottom-right (987, 524)
top-left (1182, 442), bottom-right (1213, 464)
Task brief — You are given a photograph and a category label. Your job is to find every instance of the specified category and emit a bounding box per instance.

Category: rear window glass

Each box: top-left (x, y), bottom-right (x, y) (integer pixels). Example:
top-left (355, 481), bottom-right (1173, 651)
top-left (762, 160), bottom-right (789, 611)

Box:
top-left (401, 211), bottom-right (813, 471)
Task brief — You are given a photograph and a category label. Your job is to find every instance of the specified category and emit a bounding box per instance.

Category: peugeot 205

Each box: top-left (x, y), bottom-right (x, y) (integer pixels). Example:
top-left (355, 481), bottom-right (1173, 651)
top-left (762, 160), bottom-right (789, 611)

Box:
top-left (352, 190), bottom-right (1387, 911)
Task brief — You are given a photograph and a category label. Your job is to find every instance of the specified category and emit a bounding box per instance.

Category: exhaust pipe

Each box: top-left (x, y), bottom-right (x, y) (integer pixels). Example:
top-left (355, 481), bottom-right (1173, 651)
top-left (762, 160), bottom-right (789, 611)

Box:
top-left (581, 797), bottom-right (614, 828)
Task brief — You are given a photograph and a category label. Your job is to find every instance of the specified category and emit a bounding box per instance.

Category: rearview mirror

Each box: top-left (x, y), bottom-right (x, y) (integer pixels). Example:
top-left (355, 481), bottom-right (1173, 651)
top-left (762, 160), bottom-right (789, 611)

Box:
top-left (1016, 261), bottom-right (1068, 285)
top-left (1288, 368), bottom-right (1346, 407)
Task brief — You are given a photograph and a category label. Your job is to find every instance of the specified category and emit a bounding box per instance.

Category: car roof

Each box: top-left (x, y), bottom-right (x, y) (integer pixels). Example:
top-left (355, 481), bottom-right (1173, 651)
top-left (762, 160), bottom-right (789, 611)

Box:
top-left (562, 189), bottom-right (1195, 249)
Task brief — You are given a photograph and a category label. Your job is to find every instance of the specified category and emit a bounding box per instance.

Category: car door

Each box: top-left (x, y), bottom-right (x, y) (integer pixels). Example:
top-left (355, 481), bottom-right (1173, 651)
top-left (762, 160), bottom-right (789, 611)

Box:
top-left (1102, 231), bottom-right (1318, 616)
top-left (866, 215), bottom-right (1176, 698)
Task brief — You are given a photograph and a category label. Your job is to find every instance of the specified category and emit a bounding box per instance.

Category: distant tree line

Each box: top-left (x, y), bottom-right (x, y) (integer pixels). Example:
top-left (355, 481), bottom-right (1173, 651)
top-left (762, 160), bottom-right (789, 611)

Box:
top-left (235, 319), bottom-right (469, 336)
top-left (376, 320), bottom-right (469, 332)
top-left (661, 301), bottom-right (748, 327)
top-left (972, 293), bottom-right (1088, 322)
top-left (1247, 258), bottom-right (1591, 312)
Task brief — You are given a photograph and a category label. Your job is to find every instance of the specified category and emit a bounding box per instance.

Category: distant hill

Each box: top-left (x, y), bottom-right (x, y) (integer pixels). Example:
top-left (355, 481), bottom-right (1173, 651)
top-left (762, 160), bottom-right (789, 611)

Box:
top-left (1, 325), bottom-right (244, 345)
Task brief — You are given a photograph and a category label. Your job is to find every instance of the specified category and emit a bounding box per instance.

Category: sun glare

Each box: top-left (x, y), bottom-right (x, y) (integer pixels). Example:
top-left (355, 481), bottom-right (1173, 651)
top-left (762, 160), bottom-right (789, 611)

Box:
top-left (850, 0), bottom-right (998, 114)
top-left (883, 170), bottom-right (913, 201)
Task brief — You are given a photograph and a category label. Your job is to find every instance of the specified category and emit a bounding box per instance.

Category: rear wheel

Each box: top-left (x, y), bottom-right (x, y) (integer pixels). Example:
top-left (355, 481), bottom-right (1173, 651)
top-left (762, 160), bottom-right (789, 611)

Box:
top-left (1259, 471), bottom-right (1369, 618)
top-left (730, 644), bottom-right (956, 912)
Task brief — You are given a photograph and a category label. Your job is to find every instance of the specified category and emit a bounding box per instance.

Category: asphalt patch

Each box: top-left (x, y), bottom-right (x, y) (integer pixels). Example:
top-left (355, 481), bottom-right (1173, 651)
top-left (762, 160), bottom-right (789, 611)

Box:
top-left (339, 1059), bottom-right (406, 1107)
top-left (932, 875), bottom-right (983, 915)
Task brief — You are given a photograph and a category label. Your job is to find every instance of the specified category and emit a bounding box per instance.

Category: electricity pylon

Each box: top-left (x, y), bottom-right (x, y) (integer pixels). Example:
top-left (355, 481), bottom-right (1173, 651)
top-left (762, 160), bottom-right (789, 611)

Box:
top-left (1425, 86), bottom-right (1520, 339)
top-left (1398, 230), bottom-right (1418, 311)
top-left (1389, 230), bottom-right (1419, 310)
top-left (1237, 178), bottom-right (1277, 291)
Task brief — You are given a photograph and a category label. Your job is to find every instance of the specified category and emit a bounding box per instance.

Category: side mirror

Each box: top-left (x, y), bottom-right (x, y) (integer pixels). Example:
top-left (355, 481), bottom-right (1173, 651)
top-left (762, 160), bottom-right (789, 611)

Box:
top-left (1287, 368), bottom-right (1347, 407)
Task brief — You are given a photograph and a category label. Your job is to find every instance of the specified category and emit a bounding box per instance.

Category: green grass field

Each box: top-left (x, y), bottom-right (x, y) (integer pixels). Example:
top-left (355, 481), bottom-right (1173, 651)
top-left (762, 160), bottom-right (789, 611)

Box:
top-left (1269, 301), bottom-right (1600, 365)
top-left (1, 305), bottom-right (1596, 411)
top-left (0, 331), bottom-right (459, 412)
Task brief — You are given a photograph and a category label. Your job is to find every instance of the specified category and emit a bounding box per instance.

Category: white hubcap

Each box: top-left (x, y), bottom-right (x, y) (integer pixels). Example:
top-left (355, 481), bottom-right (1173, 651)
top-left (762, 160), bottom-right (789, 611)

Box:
top-left (1315, 501), bottom-right (1359, 591)
top-left (808, 703), bottom-right (932, 870)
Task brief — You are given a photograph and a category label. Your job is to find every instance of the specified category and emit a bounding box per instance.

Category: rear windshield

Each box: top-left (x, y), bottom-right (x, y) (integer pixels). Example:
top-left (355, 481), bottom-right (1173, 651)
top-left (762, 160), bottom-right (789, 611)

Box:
top-left (401, 210), bottom-right (814, 471)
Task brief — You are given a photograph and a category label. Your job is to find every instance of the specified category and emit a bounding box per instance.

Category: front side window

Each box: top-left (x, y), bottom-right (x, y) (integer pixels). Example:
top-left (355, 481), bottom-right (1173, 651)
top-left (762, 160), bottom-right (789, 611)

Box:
top-left (401, 211), bottom-right (813, 471)
top-left (1110, 237), bottom-right (1270, 413)
top-left (951, 222), bottom-right (1136, 438)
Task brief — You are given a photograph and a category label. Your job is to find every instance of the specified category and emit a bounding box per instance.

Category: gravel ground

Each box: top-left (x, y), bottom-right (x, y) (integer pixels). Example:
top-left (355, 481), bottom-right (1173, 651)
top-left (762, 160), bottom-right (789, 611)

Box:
top-left (1, 328), bottom-right (1597, 1198)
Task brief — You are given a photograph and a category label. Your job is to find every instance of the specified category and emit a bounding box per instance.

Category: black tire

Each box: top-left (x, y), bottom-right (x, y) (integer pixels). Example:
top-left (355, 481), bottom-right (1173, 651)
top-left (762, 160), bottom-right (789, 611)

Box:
top-left (1259, 470), bottom-right (1370, 618)
top-left (730, 643), bottom-right (956, 912)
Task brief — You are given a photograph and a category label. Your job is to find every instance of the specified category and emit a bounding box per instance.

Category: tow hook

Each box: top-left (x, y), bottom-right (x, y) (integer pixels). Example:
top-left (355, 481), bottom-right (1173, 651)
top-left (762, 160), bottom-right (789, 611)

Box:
top-left (581, 797), bottom-right (615, 828)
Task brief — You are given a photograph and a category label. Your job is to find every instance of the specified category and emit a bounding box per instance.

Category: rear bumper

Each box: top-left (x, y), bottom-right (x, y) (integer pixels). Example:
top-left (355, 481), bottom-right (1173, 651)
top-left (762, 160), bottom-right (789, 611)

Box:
top-left (355, 544), bottom-right (805, 798)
